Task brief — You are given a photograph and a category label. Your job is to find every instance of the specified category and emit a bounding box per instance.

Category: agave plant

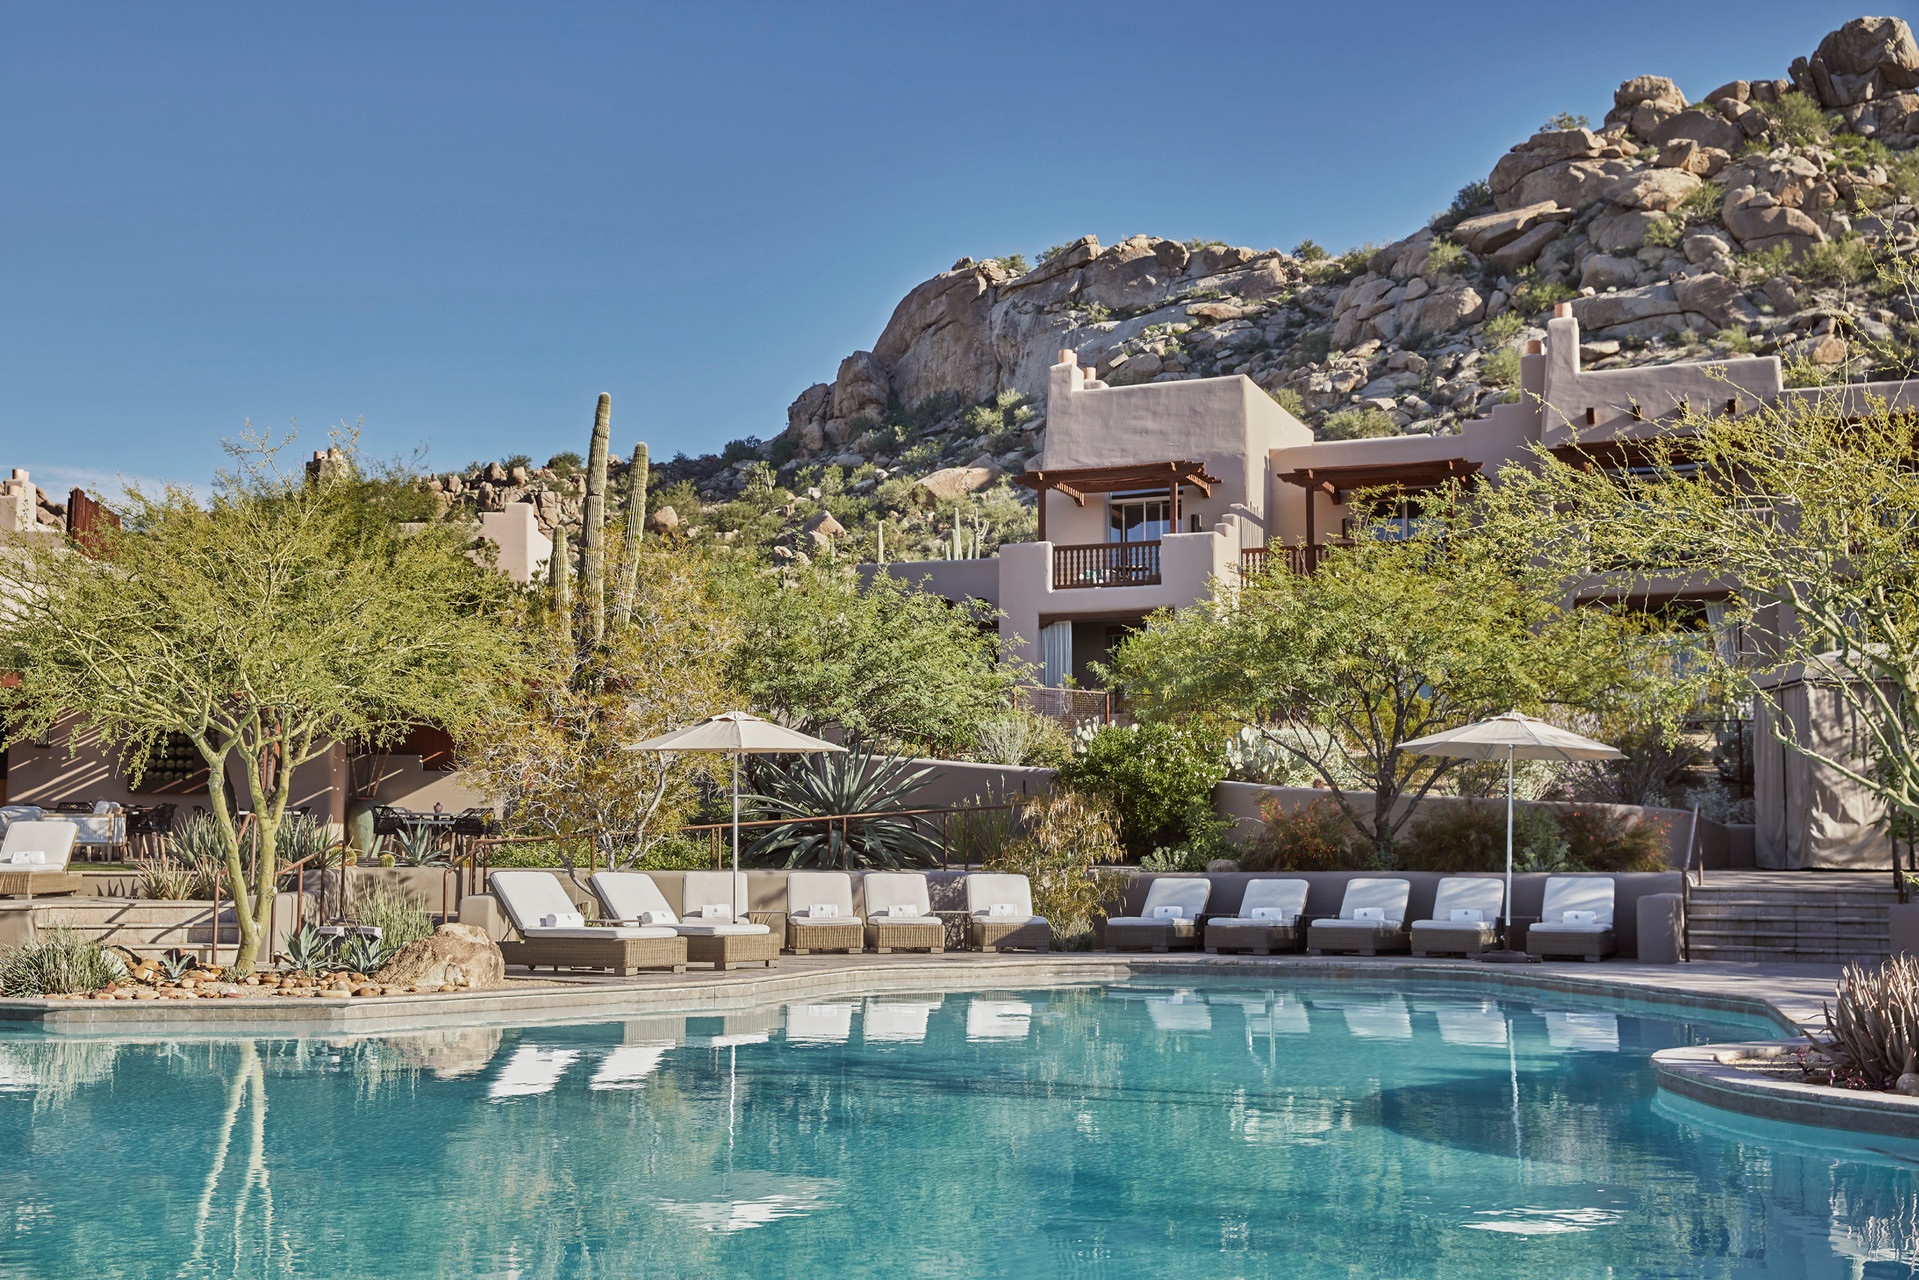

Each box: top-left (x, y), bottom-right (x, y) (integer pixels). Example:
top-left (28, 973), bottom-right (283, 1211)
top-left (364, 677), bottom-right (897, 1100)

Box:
top-left (393, 823), bottom-right (447, 866)
top-left (279, 925), bottom-right (332, 974)
top-left (1818, 956), bottom-right (1919, 1087)
top-left (157, 950), bottom-right (195, 982)
top-left (340, 934), bottom-right (385, 975)
top-left (743, 747), bottom-right (942, 869)
top-left (277, 812), bottom-right (335, 868)
top-left (168, 811), bottom-right (230, 898)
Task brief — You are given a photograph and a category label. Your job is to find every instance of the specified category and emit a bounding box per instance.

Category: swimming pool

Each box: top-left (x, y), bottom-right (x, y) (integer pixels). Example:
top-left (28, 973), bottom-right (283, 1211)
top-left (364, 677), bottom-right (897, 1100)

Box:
top-left (0, 982), bottom-right (1913, 1279)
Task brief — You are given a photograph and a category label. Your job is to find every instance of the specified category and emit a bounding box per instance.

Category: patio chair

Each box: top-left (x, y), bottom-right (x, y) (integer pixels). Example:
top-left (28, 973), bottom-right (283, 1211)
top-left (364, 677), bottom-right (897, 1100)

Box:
top-left (0, 821), bottom-right (83, 899)
top-left (1525, 876), bottom-right (1618, 961)
top-left (488, 870), bottom-right (686, 975)
top-left (1307, 878), bottom-right (1412, 956)
top-left (785, 871), bottom-right (862, 954)
top-left (859, 872), bottom-right (944, 954)
top-left (1103, 877), bottom-right (1211, 952)
top-left (67, 802), bottom-right (127, 861)
top-left (1410, 877), bottom-right (1506, 957)
top-left (963, 873), bottom-right (1050, 952)
top-left (589, 870), bottom-right (778, 971)
top-left (1204, 879), bottom-right (1309, 955)
top-left (0, 806), bottom-right (43, 841)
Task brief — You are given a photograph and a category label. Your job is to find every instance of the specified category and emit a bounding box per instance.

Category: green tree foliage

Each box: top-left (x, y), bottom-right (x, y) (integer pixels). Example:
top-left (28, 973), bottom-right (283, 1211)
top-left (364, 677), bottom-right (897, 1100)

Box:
top-left (1108, 488), bottom-right (1696, 861)
top-left (727, 568), bottom-right (1025, 755)
top-left (1057, 722), bottom-right (1228, 857)
top-left (0, 435), bottom-right (523, 972)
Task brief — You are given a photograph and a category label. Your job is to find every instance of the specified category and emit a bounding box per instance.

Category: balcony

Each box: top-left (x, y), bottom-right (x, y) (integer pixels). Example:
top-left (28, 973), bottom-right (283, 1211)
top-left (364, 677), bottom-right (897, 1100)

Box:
top-left (1054, 541), bottom-right (1161, 589)
top-left (1240, 544), bottom-right (1331, 575)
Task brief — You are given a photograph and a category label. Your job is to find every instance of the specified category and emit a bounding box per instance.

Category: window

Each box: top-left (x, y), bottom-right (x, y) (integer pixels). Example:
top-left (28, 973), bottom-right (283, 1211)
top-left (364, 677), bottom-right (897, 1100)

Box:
top-left (1109, 495), bottom-right (1172, 543)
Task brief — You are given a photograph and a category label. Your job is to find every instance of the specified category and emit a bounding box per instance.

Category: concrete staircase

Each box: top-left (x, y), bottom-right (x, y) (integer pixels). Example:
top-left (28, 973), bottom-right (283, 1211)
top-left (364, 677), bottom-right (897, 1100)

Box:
top-left (1686, 873), bottom-right (1900, 965)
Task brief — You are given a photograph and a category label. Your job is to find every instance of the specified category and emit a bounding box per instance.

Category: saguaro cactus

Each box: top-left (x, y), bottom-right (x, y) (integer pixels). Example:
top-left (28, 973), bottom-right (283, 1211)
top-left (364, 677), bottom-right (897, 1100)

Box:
top-left (614, 442), bottom-right (649, 627)
top-left (582, 393), bottom-right (611, 641)
top-left (549, 525), bottom-right (571, 616)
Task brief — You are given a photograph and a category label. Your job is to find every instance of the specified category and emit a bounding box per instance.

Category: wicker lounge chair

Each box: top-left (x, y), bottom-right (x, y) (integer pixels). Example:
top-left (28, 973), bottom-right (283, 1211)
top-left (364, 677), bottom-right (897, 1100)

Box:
top-left (0, 821), bottom-right (82, 900)
top-left (859, 872), bottom-right (944, 953)
top-left (1525, 876), bottom-right (1618, 961)
top-left (785, 871), bottom-right (862, 954)
top-left (1204, 879), bottom-right (1309, 955)
top-left (489, 870), bottom-right (686, 974)
top-left (1307, 878), bottom-right (1412, 956)
top-left (963, 873), bottom-right (1050, 952)
top-left (589, 870), bottom-right (779, 970)
top-left (1103, 877), bottom-right (1211, 952)
top-left (1409, 877), bottom-right (1506, 957)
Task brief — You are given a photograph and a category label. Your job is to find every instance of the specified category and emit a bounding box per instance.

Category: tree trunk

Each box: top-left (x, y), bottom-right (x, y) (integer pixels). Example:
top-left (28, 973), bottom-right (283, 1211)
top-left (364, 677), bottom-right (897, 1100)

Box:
top-left (614, 443), bottom-right (648, 626)
top-left (583, 393), bottom-right (611, 642)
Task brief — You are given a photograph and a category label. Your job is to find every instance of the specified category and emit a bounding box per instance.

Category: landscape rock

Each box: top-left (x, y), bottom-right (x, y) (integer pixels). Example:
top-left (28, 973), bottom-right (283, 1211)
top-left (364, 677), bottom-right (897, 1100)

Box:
top-left (1580, 253), bottom-right (1642, 291)
top-left (873, 264), bottom-right (1000, 406)
top-left (1452, 201), bottom-right (1574, 254)
top-left (373, 925), bottom-right (506, 991)
top-left (1792, 16), bottom-right (1919, 107)
top-left (1673, 273), bottom-right (1762, 330)
top-left (1588, 209), bottom-right (1665, 251)
top-left (1599, 168), bottom-right (1703, 213)
top-left (646, 505), bottom-right (680, 534)
top-left (1608, 75), bottom-right (1688, 136)
top-left (1722, 193), bottom-right (1827, 253)
top-left (1570, 283), bottom-right (1686, 334)
top-left (1650, 109), bottom-right (1745, 155)
top-left (913, 466), bottom-right (1001, 503)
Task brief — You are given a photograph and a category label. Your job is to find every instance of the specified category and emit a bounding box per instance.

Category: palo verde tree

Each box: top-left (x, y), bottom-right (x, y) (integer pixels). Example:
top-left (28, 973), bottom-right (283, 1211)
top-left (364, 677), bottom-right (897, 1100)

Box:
top-left (0, 433), bottom-right (524, 973)
top-left (1109, 486), bottom-right (1699, 862)
top-left (1486, 385), bottom-right (1919, 836)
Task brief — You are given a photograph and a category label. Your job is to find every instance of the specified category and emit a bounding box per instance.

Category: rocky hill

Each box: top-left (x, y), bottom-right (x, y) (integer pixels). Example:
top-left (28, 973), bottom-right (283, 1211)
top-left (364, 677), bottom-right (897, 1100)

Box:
top-left (431, 15), bottom-right (1919, 567)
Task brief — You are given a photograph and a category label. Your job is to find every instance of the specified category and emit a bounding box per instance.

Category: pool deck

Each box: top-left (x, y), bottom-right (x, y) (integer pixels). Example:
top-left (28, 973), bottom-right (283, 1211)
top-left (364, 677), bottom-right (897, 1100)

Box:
top-left (0, 950), bottom-right (1843, 1039)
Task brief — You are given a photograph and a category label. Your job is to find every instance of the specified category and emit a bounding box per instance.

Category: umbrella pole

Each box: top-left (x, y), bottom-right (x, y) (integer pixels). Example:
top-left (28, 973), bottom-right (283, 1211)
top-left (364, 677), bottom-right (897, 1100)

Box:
top-left (731, 751), bottom-right (741, 921)
top-left (1505, 744), bottom-right (1515, 936)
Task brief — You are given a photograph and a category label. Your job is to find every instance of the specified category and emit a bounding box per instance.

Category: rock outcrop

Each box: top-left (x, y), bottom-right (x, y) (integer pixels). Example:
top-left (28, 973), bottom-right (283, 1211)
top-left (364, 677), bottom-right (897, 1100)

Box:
top-left (373, 924), bottom-right (507, 991)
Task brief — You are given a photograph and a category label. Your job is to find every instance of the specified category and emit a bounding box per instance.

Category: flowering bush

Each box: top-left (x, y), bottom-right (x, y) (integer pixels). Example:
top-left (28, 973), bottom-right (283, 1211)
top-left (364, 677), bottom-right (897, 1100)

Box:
top-left (1240, 799), bottom-right (1365, 872)
top-left (1058, 722), bottom-right (1227, 857)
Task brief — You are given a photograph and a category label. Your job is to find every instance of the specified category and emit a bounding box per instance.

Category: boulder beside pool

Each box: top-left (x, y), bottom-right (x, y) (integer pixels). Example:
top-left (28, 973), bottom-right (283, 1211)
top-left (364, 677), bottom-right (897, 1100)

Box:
top-left (374, 924), bottom-right (507, 991)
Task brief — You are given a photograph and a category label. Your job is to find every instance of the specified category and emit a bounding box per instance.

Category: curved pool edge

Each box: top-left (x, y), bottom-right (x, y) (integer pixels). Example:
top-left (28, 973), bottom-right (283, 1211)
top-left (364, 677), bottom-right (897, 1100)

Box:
top-left (1655, 1039), bottom-right (1919, 1140)
top-left (0, 953), bottom-right (1817, 1040)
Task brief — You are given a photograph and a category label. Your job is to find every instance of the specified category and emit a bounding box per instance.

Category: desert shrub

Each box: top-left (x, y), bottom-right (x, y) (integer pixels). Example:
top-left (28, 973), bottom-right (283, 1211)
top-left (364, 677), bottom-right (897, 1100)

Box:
top-left (640, 833), bottom-right (715, 872)
top-left (973, 710), bottom-right (1072, 767)
top-left (1799, 235), bottom-right (1875, 287)
top-left (1240, 799), bottom-right (1365, 872)
top-left (1642, 216), bottom-right (1681, 249)
top-left (1759, 92), bottom-right (1831, 146)
top-left (1480, 345), bottom-right (1523, 388)
top-left (1292, 239), bottom-right (1329, 261)
top-left (1561, 724), bottom-right (1701, 808)
top-left (137, 855), bottom-right (195, 901)
top-left (1541, 111), bottom-right (1590, 132)
top-left (545, 451), bottom-right (583, 477)
top-left (1321, 407), bottom-right (1398, 440)
top-left (1267, 386), bottom-right (1308, 417)
top-left (1508, 269), bottom-right (1578, 314)
top-left (1305, 244), bottom-right (1377, 286)
top-left (1482, 311), bottom-right (1525, 343)
top-left (1733, 243), bottom-right (1796, 287)
top-left (1555, 806), bottom-right (1670, 872)
top-left (1817, 956), bottom-right (1919, 1088)
top-left (996, 253), bottom-right (1029, 276)
top-left (1714, 327), bottom-right (1754, 353)
top-left (1058, 722), bottom-right (1228, 857)
top-left (1888, 151), bottom-right (1919, 203)
top-left (350, 883), bottom-right (435, 961)
top-left (1141, 801), bottom-right (1242, 872)
top-left (1422, 238), bottom-right (1469, 277)
top-left (0, 927), bottom-right (125, 996)
top-left (1681, 778), bottom-right (1754, 825)
top-left (988, 789), bottom-right (1123, 946)
top-left (1401, 801), bottom-right (1567, 872)
top-left (1038, 243), bottom-right (1069, 264)
top-left (487, 840), bottom-right (566, 868)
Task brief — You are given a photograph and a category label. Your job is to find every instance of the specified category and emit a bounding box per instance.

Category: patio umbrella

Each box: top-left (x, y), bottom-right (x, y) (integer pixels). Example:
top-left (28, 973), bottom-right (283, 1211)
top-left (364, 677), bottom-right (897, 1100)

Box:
top-left (1400, 712), bottom-right (1624, 932)
top-left (623, 712), bottom-right (844, 919)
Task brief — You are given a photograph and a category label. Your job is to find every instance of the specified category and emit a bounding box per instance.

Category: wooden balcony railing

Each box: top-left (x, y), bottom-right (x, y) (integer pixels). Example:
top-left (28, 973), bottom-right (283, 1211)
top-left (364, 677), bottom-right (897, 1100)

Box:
top-left (1054, 540), bottom-right (1161, 589)
top-left (1240, 544), bottom-right (1330, 575)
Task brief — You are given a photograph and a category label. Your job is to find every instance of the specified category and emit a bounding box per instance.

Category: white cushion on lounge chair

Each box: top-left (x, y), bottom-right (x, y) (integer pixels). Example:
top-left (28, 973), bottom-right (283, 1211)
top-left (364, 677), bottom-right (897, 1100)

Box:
top-left (1335, 877), bottom-right (1410, 925)
top-left (589, 871), bottom-right (678, 925)
top-left (1539, 876), bottom-right (1615, 927)
top-left (988, 902), bottom-right (1016, 918)
top-left (681, 870), bottom-right (751, 920)
top-left (966, 873), bottom-right (1037, 921)
top-left (1234, 879), bottom-right (1309, 921)
top-left (520, 925), bottom-right (677, 940)
top-left (0, 821), bottom-right (76, 871)
top-left (787, 872), bottom-right (856, 924)
top-left (1135, 877), bottom-right (1211, 923)
top-left (491, 870), bottom-right (599, 938)
top-left (673, 919), bottom-right (770, 936)
top-left (862, 871), bottom-right (934, 920)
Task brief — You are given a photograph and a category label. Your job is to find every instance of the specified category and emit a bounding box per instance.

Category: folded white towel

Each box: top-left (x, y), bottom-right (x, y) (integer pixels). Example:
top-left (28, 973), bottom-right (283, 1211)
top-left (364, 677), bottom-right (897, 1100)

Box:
top-left (1351, 907), bottom-right (1386, 922)
top-left (1561, 909), bottom-right (1598, 925)
top-left (1450, 908), bottom-right (1485, 923)
top-left (988, 903), bottom-right (1017, 918)
top-left (1247, 906), bottom-right (1290, 922)
top-left (885, 903), bottom-right (917, 918)
top-left (638, 910), bottom-right (675, 926)
top-left (8, 851), bottom-right (37, 866)
top-left (699, 904), bottom-right (732, 919)
top-left (1152, 904), bottom-right (1185, 919)
top-left (539, 911), bottom-right (586, 929)
top-left (807, 903), bottom-right (839, 919)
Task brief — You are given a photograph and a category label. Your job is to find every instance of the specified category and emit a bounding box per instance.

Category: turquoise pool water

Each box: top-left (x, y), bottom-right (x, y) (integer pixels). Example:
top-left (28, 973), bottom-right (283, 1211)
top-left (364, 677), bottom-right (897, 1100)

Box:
top-left (0, 983), bottom-right (1914, 1279)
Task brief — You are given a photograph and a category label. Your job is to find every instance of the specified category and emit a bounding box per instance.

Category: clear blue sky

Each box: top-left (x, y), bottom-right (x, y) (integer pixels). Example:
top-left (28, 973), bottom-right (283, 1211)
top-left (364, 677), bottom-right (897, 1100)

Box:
top-left (0, 0), bottom-right (1873, 494)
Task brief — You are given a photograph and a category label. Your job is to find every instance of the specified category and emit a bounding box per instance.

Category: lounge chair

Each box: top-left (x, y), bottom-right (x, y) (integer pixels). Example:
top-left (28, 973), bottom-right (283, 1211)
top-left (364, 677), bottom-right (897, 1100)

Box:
top-left (1204, 879), bottom-right (1309, 955)
top-left (0, 821), bottom-right (82, 900)
top-left (589, 871), bottom-right (778, 971)
top-left (785, 871), bottom-right (862, 955)
top-left (1307, 878), bottom-right (1412, 956)
top-left (1103, 877), bottom-right (1211, 952)
top-left (1525, 876), bottom-right (1618, 961)
top-left (489, 870), bottom-right (686, 974)
top-left (963, 873), bottom-right (1050, 952)
top-left (859, 871), bottom-right (944, 953)
top-left (1410, 877), bottom-right (1506, 957)
top-left (0, 805), bottom-right (44, 840)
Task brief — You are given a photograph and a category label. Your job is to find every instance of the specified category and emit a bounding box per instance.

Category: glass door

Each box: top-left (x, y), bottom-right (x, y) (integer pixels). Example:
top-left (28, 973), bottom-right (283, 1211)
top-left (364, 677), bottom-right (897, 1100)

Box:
top-left (1109, 498), bottom-right (1171, 543)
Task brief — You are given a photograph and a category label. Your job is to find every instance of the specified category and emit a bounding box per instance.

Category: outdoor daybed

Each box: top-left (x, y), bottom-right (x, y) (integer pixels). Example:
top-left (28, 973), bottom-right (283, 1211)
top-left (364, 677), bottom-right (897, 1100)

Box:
top-left (489, 870), bottom-right (686, 974)
top-left (859, 871), bottom-right (945, 953)
top-left (785, 871), bottom-right (863, 954)
top-left (964, 873), bottom-right (1050, 952)
top-left (1410, 877), bottom-right (1505, 957)
top-left (1525, 876), bottom-right (1618, 961)
top-left (0, 820), bottom-right (83, 899)
top-left (589, 870), bottom-right (778, 970)
top-left (1204, 879), bottom-right (1309, 955)
top-left (1307, 878), bottom-right (1412, 956)
top-left (1104, 878), bottom-right (1211, 952)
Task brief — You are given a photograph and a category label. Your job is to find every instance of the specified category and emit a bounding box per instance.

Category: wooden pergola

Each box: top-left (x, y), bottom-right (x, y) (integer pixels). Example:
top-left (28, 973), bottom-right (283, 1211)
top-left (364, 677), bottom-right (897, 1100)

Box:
top-left (1277, 457), bottom-right (1480, 546)
top-left (1016, 460), bottom-right (1222, 543)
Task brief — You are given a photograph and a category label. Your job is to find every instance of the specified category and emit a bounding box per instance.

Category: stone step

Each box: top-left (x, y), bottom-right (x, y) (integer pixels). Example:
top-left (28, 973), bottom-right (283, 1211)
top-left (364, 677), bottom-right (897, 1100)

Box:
top-left (1691, 946), bottom-right (1887, 965)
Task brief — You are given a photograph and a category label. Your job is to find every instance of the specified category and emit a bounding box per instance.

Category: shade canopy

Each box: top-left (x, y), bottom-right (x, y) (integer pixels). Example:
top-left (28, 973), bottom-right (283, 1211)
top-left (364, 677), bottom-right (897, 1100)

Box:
top-left (622, 711), bottom-right (844, 756)
top-left (1401, 711), bottom-right (1625, 763)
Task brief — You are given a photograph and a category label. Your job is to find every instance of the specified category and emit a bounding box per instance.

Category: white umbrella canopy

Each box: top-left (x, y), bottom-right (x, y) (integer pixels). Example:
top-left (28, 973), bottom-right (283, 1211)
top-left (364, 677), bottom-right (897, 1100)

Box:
top-left (622, 712), bottom-right (845, 918)
top-left (1401, 712), bottom-right (1625, 933)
